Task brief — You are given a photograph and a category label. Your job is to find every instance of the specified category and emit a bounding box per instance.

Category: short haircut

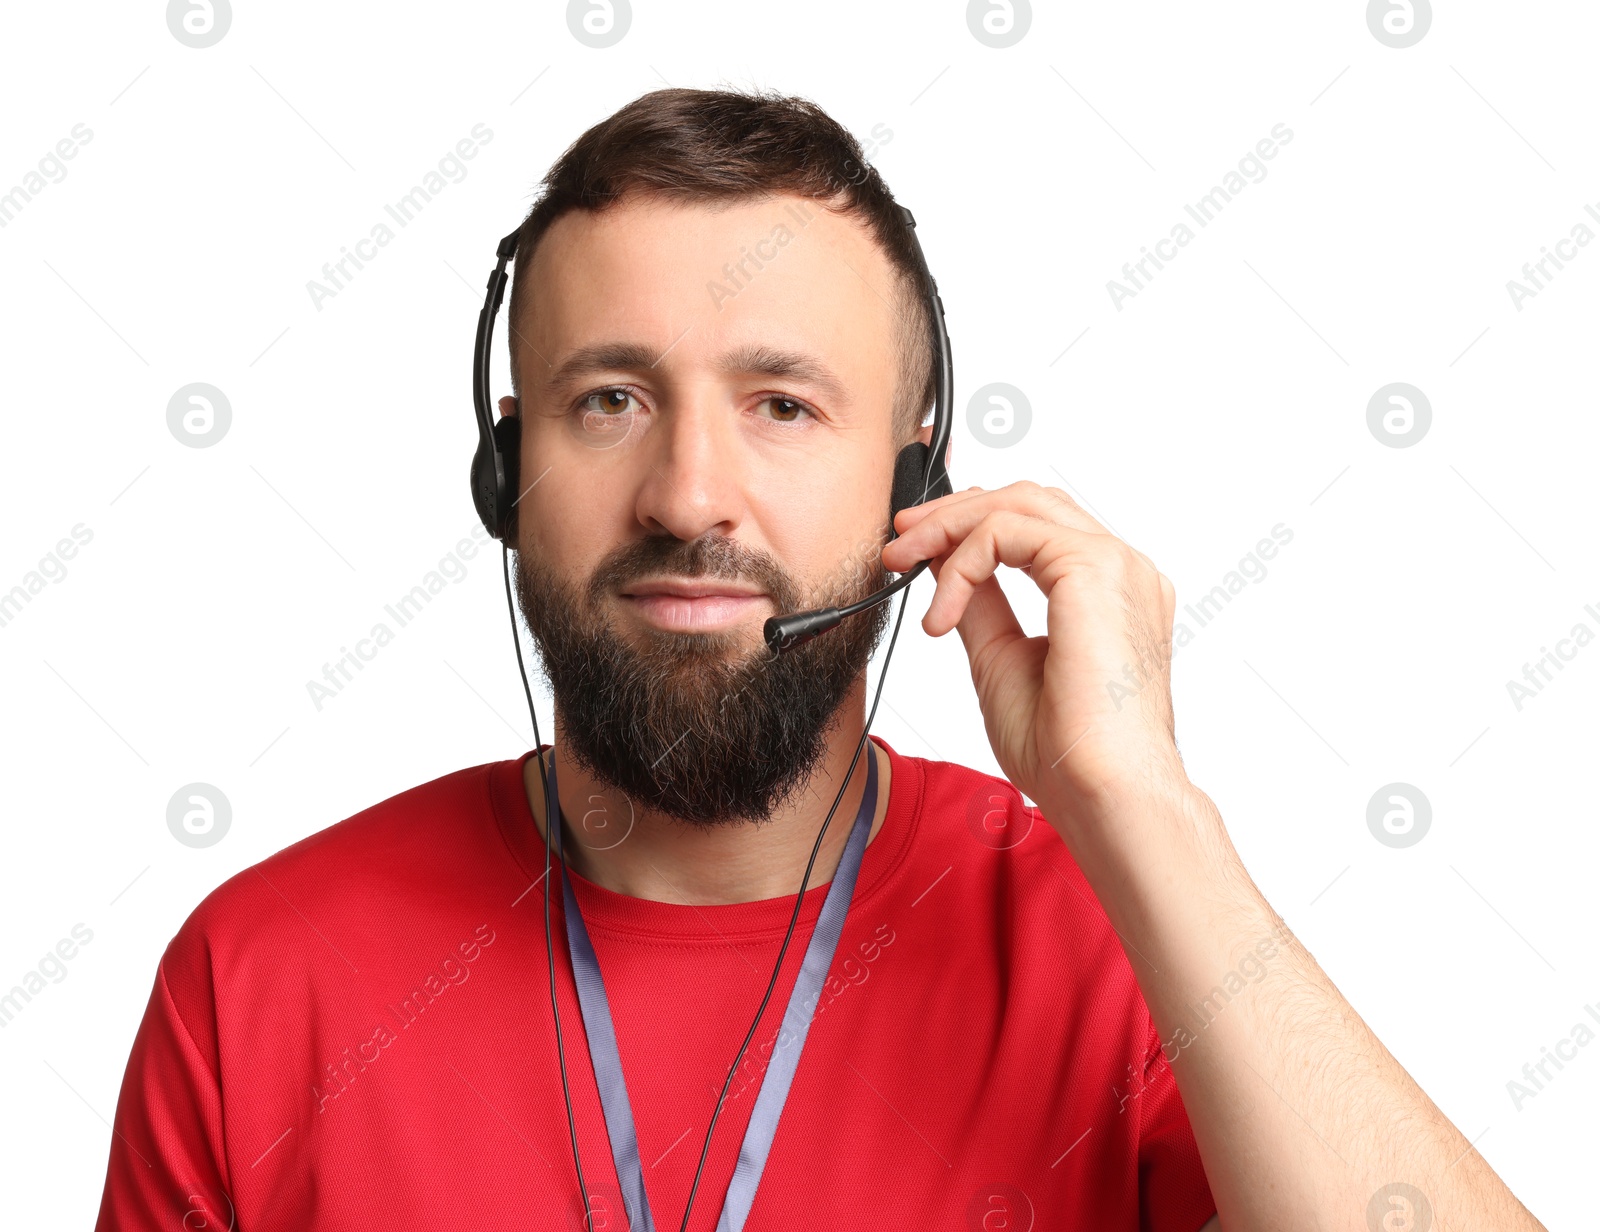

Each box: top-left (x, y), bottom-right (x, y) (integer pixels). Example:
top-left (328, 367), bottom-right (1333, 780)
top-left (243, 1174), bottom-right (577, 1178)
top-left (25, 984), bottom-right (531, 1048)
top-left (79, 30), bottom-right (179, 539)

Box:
top-left (505, 87), bottom-right (935, 446)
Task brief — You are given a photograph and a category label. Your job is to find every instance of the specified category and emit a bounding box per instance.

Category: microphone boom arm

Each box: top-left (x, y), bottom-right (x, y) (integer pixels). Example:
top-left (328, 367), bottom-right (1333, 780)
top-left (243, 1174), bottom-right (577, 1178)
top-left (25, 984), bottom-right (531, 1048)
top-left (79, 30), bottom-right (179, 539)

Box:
top-left (763, 557), bottom-right (930, 654)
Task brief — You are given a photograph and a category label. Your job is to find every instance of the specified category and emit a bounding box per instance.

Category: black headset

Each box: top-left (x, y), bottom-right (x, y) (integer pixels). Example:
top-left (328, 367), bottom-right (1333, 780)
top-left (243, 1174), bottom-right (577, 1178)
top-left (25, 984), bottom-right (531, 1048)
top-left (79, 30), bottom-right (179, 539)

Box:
top-left (469, 203), bottom-right (954, 650)
top-left (468, 201), bottom-right (953, 1231)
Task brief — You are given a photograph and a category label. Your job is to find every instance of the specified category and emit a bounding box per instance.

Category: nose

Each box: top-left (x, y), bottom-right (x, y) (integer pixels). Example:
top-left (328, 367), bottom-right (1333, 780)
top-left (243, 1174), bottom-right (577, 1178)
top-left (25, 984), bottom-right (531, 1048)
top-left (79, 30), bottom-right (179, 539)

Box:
top-left (633, 382), bottom-right (747, 543)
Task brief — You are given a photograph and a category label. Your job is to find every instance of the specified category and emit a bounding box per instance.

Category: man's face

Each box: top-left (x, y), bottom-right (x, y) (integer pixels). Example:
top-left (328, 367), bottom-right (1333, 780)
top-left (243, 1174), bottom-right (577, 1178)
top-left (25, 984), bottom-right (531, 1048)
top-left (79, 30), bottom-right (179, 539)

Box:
top-left (506, 192), bottom-right (915, 826)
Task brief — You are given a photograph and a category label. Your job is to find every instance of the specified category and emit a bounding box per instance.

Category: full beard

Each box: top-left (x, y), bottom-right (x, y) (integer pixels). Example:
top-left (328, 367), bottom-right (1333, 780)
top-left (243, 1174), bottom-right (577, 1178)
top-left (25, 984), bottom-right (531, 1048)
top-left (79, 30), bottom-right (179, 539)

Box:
top-left (513, 531), bottom-right (892, 828)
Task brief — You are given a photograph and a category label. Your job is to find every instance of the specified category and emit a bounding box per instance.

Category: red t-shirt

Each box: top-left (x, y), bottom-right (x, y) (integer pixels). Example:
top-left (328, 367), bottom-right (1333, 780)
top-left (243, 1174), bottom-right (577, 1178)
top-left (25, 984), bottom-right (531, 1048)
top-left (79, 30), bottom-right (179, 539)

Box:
top-left (95, 736), bottom-right (1215, 1231)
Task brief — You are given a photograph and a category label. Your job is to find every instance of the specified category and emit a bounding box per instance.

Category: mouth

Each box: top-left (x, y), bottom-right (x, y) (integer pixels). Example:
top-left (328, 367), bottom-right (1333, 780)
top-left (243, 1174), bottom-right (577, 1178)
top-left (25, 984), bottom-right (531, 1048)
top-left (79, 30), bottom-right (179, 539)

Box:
top-left (617, 577), bottom-right (770, 632)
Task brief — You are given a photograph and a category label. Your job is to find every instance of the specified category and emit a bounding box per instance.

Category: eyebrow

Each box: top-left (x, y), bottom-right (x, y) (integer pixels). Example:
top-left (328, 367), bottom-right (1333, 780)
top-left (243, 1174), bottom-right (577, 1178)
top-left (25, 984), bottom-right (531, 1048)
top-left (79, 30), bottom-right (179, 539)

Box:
top-left (544, 342), bottom-right (658, 390)
top-left (543, 340), bottom-right (848, 405)
top-left (715, 343), bottom-right (847, 404)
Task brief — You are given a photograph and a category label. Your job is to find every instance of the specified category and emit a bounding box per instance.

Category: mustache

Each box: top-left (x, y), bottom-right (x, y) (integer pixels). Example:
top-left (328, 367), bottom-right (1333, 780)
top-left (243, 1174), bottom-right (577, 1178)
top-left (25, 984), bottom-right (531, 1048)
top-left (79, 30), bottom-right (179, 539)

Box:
top-left (586, 534), bottom-right (801, 610)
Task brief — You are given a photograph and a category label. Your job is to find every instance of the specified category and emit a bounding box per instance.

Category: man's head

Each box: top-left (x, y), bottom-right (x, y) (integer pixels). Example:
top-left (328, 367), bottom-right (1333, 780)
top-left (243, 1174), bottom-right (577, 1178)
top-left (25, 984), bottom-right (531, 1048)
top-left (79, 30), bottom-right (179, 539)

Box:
top-left (501, 88), bottom-right (940, 827)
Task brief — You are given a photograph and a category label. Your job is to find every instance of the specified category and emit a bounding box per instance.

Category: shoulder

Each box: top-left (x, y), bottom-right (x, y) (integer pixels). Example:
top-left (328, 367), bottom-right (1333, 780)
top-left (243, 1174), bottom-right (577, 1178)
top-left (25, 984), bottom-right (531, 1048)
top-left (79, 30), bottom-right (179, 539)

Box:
top-left (158, 757), bottom-right (513, 1016)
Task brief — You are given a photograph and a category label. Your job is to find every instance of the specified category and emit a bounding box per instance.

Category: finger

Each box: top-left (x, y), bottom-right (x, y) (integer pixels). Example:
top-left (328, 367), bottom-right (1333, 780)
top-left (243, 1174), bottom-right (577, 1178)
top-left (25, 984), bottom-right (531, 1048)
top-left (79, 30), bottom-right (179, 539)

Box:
top-left (885, 484), bottom-right (1101, 574)
top-left (892, 484), bottom-right (986, 532)
top-left (922, 510), bottom-right (1078, 636)
top-left (1030, 482), bottom-right (1113, 537)
top-left (891, 480), bottom-right (1107, 554)
top-left (929, 478), bottom-right (1110, 536)
top-left (950, 572), bottom-right (1027, 666)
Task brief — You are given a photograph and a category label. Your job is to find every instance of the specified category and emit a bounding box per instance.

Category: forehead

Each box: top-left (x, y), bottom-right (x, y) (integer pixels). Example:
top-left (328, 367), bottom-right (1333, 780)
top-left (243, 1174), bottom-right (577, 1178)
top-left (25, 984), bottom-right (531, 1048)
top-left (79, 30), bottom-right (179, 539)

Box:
top-left (518, 193), bottom-right (905, 382)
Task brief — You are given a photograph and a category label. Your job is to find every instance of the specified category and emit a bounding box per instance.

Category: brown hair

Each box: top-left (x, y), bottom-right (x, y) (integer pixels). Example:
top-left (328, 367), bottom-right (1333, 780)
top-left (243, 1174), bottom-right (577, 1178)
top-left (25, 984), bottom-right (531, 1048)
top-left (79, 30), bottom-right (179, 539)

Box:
top-left (505, 87), bottom-right (934, 446)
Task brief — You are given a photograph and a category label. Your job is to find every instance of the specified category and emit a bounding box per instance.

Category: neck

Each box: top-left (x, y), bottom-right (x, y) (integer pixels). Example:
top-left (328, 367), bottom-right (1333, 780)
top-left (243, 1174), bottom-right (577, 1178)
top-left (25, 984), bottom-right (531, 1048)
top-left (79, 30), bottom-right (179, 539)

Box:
top-left (520, 683), bottom-right (890, 906)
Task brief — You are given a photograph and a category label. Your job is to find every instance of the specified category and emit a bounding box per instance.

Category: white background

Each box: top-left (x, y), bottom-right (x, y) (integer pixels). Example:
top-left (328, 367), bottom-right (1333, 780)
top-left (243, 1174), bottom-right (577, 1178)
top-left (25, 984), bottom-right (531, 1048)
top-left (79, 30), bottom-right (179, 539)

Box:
top-left (1, 2), bottom-right (1595, 1227)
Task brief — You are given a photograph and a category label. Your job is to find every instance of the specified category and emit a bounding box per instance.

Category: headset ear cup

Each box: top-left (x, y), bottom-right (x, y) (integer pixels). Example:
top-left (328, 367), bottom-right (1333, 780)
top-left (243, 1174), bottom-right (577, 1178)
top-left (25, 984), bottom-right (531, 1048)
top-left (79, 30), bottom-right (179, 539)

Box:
top-left (492, 414), bottom-right (522, 541)
top-left (889, 441), bottom-right (931, 533)
top-left (470, 438), bottom-right (498, 540)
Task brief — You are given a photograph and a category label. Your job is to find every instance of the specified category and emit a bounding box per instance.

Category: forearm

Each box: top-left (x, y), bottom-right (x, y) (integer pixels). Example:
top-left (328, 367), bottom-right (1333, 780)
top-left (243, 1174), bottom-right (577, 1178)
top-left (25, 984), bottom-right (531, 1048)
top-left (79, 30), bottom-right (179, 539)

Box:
top-left (881, 477), bottom-right (1546, 1226)
top-left (1053, 777), bottom-right (1545, 1232)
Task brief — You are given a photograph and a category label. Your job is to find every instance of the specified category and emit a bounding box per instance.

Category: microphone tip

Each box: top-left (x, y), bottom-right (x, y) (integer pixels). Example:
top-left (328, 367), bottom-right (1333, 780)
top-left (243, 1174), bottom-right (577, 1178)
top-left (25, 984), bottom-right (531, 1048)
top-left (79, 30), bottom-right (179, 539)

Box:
top-left (763, 608), bottom-right (843, 654)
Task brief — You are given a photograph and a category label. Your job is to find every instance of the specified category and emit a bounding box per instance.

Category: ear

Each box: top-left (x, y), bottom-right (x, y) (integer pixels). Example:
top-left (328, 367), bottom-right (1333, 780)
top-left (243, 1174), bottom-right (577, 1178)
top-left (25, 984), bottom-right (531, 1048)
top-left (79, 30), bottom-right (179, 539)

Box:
top-left (915, 412), bottom-right (947, 470)
top-left (498, 394), bottom-right (519, 419)
top-left (912, 414), bottom-right (952, 473)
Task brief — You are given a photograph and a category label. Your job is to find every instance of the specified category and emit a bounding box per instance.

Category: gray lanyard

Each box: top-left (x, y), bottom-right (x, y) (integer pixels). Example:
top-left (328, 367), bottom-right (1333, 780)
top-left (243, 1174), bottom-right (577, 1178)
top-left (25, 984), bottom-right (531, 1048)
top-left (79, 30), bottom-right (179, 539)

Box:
top-left (548, 745), bottom-right (878, 1232)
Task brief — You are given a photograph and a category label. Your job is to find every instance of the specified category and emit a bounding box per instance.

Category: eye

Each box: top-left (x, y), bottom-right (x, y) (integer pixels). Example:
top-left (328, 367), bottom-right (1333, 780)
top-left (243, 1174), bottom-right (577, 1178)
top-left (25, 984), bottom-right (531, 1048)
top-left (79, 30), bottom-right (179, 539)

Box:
top-left (756, 395), bottom-right (813, 423)
top-left (579, 387), bottom-right (641, 417)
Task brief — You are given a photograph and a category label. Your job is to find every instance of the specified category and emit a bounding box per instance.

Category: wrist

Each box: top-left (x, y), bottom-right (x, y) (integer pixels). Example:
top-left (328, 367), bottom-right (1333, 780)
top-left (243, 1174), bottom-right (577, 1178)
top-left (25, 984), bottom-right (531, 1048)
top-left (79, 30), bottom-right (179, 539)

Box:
top-left (1042, 768), bottom-right (1238, 890)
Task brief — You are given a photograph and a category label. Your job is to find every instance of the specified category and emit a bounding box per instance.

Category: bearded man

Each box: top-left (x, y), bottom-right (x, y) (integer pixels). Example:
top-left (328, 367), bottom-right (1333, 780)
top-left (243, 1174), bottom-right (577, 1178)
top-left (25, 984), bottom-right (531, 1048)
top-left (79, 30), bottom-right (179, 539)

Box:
top-left (96, 88), bottom-right (1545, 1232)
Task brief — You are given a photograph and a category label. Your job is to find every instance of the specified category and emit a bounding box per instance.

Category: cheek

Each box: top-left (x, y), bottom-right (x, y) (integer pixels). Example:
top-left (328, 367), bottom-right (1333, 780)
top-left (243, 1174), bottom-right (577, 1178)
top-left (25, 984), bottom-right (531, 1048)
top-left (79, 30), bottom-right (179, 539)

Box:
top-left (758, 485), bottom-right (887, 598)
top-left (521, 479), bottom-right (616, 574)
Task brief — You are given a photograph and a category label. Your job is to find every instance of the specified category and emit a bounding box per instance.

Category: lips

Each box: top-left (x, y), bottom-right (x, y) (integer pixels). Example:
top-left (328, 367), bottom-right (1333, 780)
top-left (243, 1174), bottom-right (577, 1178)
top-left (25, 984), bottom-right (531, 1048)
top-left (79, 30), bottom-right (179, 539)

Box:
top-left (620, 578), bottom-right (764, 600)
top-left (618, 578), bottom-right (768, 631)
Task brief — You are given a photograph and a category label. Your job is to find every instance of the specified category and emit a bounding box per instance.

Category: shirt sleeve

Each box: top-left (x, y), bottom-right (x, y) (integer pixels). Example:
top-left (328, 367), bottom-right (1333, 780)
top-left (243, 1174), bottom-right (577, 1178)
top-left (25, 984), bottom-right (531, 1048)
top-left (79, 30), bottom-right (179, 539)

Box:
top-left (1136, 1021), bottom-right (1218, 1232)
top-left (94, 958), bottom-right (236, 1231)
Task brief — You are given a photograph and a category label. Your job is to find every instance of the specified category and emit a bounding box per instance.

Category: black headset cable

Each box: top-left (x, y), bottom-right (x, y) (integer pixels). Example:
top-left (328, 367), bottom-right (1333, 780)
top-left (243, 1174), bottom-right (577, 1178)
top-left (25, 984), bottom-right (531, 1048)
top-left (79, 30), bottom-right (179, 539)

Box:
top-left (501, 540), bottom-right (915, 1232)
